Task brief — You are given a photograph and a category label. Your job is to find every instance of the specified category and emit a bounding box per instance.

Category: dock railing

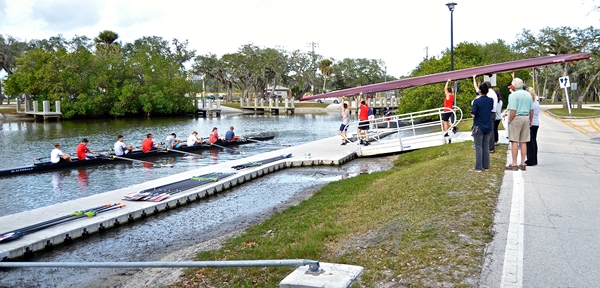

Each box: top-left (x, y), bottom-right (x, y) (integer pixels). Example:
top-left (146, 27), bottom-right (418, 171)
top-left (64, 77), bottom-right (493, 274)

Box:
top-left (345, 106), bottom-right (463, 150)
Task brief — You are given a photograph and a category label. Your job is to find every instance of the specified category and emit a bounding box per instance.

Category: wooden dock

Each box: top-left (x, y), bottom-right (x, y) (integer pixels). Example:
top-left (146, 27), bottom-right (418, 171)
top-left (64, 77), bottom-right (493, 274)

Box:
top-left (18, 100), bottom-right (62, 121)
top-left (240, 97), bottom-right (295, 114)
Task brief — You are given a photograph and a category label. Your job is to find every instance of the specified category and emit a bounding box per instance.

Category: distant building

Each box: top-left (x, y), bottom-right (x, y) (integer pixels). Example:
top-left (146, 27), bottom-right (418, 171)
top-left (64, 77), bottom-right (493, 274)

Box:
top-left (266, 86), bottom-right (291, 98)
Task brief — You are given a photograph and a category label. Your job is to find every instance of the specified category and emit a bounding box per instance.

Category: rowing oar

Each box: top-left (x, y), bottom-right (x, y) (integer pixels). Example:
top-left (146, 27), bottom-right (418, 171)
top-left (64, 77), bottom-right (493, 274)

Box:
top-left (109, 155), bottom-right (174, 167)
top-left (245, 138), bottom-right (292, 147)
top-left (165, 148), bottom-right (205, 158)
top-left (0, 203), bottom-right (113, 237)
top-left (123, 172), bottom-right (235, 202)
top-left (208, 142), bottom-right (241, 154)
top-left (0, 203), bottom-right (125, 244)
top-left (231, 154), bottom-right (293, 170)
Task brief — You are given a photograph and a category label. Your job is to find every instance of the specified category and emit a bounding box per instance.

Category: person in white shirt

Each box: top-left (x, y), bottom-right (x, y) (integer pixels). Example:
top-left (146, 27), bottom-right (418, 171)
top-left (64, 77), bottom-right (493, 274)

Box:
top-left (113, 135), bottom-right (136, 156)
top-left (50, 142), bottom-right (71, 163)
top-left (187, 131), bottom-right (203, 146)
top-left (525, 87), bottom-right (541, 166)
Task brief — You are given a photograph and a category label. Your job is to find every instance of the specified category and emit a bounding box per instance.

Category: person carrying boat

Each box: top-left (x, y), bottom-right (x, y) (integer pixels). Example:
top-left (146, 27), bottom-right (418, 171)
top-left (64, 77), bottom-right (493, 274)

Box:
top-left (208, 127), bottom-right (221, 144)
top-left (339, 97), bottom-right (351, 145)
top-left (357, 97), bottom-right (370, 146)
top-left (114, 135), bottom-right (136, 156)
top-left (225, 126), bottom-right (238, 141)
top-left (142, 133), bottom-right (159, 152)
top-left (384, 106), bottom-right (392, 128)
top-left (50, 142), bottom-right (72, 163)
top-left (442, 79), bottom-right (455, 137)
top-left (187, 131), bottom-right (204, 146)
top-left (76, 138), bottom-right (97, 160)
top-left (165, 133), bottom-right (183, 149)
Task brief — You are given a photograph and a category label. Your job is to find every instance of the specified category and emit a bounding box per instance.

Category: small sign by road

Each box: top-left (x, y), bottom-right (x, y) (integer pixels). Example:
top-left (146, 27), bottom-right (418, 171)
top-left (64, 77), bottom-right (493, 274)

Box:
top-left (559, 76), bottom-right (570, 89)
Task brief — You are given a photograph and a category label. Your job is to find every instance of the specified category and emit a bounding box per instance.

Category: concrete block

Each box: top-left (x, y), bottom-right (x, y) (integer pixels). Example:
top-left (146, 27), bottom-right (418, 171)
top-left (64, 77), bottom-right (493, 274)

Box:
top-left (279, 262), bottom-right (363, 288)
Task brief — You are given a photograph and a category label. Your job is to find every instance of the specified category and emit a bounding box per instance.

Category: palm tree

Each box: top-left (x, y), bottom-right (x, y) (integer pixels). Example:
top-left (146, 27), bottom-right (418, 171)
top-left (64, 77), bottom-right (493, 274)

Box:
top-left (94, 30), bottom-right (120, 54)
top-left (318, 59), bottom-right (333, 92)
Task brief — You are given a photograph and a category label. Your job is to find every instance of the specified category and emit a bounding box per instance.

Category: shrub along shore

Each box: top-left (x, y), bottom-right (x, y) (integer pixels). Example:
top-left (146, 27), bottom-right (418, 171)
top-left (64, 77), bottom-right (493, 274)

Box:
top-left (173, 132), bottom-right (507, 287)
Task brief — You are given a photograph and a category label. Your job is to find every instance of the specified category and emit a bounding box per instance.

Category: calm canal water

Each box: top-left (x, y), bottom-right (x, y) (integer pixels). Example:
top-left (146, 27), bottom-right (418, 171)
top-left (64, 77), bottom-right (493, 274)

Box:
top-left (0, 110), bottom-right (352, 217)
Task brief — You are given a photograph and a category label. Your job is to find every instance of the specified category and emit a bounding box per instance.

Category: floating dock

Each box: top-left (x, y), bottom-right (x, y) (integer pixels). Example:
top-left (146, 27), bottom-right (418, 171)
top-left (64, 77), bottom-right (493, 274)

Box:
top-left (0, 109), bottom-right (471, 260)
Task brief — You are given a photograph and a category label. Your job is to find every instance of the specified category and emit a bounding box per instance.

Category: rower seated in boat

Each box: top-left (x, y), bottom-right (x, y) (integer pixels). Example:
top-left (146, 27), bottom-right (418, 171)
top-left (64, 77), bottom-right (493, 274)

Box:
top-left (208, 127), bottom-right (223, 144)
top-left (142, 133), bottom-right (160, 152)
top-left (50, 142), bottom-right (72, 163)
top-left (166, 133), bottom-right (183, 149)
top-left (225, 126), bottom-right (239, 142)
top-left (76, 138), bottom-right (97, 160)
top-left (114, 135), bottom-right (136, 156)
top-left (187, 131), bottom-right (204, 146)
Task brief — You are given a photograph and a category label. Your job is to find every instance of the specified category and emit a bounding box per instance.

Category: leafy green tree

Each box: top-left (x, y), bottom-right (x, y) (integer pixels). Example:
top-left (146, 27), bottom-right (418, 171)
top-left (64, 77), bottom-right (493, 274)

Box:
top-left (120, 36), bottom-right (196, 117)
top-left (515, 26), bottom-right (600, 108)
top-left (0, 35), bottom-right (29, 104)
top-left (331, 58), bottom-right (386, 90)
top-left (0, 35), bottom-right (28, 75)
top-left (287, 50), bottom-right (314, 98)
top-left (399, 41), bottom-right (516, 115)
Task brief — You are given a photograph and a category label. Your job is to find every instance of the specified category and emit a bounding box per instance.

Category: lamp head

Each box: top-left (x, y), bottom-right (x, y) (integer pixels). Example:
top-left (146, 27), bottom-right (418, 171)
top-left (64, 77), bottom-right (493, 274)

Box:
top-left (446, 2), bottom-right (457, 12)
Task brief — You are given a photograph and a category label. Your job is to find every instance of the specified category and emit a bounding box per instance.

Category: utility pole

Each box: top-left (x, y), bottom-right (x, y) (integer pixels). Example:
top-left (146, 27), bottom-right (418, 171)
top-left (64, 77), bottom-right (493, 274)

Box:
top-left (307, 42), bottom-right (319, 94)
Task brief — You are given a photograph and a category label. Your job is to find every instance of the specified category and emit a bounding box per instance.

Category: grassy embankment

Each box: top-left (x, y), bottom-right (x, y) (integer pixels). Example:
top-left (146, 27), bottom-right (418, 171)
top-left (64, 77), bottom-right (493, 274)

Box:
top-left (547, 108), bottom-right (600, 117)
top-left (175, 120), bottom-right (507, 287)
top-left (0, 105), bottom-right (17, 114)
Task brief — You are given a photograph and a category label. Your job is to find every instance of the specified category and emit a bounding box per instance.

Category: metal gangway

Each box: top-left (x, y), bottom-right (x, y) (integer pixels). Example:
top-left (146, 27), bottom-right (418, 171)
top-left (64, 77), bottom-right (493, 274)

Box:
top-left (344, 107), bottom-right (463, 157)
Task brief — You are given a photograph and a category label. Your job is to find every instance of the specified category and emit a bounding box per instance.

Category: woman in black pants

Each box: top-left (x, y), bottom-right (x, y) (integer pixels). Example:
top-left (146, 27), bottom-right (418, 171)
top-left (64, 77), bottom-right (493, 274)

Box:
top-left (526, 87), bottom-right (540, 166)
top-left (493, 90), bottom-right (503, 146)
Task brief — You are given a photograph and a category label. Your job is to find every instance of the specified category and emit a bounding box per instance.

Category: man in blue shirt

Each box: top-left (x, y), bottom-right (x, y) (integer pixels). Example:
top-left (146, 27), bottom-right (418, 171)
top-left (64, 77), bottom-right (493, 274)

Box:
top-left (225, 126), bottom-right (236, 141)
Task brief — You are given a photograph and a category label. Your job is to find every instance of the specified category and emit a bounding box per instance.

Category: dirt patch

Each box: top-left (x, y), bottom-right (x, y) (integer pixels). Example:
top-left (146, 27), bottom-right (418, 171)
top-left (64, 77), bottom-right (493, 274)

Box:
top-left (123, 230), bottom-right (244, 288)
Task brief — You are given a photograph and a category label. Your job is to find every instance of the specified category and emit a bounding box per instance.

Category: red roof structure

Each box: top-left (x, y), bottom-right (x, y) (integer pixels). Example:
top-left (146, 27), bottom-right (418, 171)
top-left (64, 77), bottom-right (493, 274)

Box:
top-left (300, 53), bottom-right (590, 101)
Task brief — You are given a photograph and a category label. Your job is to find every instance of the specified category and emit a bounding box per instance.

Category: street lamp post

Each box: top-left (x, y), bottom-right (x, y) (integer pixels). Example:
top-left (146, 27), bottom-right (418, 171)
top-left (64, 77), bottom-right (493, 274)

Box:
top-left (384, 66), bottom-right (387, 82)
top-left (446, 2), bottom-right (457, 108)
top-left (446, 2), bottom-right (456, 72)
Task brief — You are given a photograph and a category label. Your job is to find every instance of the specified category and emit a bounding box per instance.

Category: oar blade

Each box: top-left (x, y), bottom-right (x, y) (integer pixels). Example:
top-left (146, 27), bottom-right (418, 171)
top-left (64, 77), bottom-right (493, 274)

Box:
top-left (0, 231), bottom-right (23, 243)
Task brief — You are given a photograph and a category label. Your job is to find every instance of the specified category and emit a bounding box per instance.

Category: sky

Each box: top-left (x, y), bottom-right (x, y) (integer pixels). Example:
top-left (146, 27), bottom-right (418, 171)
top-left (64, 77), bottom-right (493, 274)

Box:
top-left (1, 0), bottom-right (599, 78)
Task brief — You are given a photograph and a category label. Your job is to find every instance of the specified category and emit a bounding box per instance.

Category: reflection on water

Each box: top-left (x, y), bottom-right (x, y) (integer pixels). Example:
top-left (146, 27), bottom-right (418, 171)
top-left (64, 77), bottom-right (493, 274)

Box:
top-left (0, 112), bottom-right (431, 217)
top-left (77, 168), bottom-right (89, 191)
top-left (0, 113), bottom-right (346, 216)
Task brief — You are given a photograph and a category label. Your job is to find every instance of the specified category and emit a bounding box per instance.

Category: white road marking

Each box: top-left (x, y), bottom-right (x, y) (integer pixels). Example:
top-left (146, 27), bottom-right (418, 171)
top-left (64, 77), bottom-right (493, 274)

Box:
top-left (501, 171), bottom-right (524, 288)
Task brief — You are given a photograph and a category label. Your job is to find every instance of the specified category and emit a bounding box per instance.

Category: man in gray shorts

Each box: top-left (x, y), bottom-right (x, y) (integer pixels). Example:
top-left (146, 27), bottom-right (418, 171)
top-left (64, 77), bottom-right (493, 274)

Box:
top-left (505, 78), bottom-right (533, 171)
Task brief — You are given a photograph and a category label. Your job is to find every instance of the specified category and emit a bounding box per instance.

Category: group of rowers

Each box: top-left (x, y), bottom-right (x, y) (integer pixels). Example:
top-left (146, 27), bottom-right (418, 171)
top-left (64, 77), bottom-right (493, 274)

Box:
top-left (49, 126), bottom-right (238, 163)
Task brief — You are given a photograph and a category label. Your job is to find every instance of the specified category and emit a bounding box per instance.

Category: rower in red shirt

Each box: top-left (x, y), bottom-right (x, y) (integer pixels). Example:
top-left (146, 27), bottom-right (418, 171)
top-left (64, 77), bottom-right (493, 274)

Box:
top-left (76, 138), bottom-right (97, 160)
top-left (142, 133), bottom-right (159, 153)
top-left (208, 127), bottom-right (221, 144)
top-left (357, 95), bottom-right (370, 146)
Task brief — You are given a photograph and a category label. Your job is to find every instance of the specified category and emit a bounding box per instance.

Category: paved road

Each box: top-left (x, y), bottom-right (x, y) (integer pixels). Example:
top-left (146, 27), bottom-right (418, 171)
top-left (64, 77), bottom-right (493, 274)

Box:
top-left (480, 106), bottom-right (600, 287)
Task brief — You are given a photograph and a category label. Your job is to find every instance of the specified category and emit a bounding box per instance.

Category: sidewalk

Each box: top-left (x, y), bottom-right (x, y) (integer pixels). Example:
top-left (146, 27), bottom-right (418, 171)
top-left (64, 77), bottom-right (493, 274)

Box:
top-left (480, 107), bottom-right (600, 287)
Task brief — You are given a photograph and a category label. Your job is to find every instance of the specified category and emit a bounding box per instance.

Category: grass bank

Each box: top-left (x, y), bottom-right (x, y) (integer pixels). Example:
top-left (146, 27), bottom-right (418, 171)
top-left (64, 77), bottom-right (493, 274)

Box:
top-left (547, 108), bottom-right (600, 117)
top-left (175, 141), bottom-right (506, 287)
top-left (0, 105), bottom-right (17, 114)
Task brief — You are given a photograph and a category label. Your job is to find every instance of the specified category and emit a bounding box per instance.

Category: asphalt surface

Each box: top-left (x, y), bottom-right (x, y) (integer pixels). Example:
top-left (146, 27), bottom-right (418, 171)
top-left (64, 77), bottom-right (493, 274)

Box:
top-left (480, 106), bottom-right (600, 287)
